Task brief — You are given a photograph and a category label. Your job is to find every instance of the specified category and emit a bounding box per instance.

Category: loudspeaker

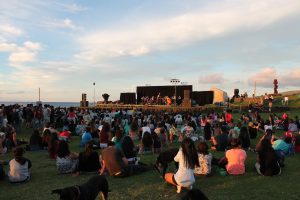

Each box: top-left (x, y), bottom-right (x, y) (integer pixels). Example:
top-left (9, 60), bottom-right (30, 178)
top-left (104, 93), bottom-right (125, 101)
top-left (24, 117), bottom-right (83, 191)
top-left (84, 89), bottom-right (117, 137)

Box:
top-left (80, 101), bottom-right (89, 107)
top-left (184, 90), bottom-right (190, 99)
top-left (181, 99), bottom-right (192, 107)
top-left (82, 93), bottom-right (87, 101)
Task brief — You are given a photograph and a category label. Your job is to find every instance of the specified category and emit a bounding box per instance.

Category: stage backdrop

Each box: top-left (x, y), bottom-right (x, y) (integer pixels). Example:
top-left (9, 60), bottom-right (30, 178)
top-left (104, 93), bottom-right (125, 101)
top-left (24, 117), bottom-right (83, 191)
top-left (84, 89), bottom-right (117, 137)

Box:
top-left (191, 91), bottom-right (214, 106)
top-left (120, 93), bottom-right (136, 104)
top-left (136, 85), bottom-right (193, 104)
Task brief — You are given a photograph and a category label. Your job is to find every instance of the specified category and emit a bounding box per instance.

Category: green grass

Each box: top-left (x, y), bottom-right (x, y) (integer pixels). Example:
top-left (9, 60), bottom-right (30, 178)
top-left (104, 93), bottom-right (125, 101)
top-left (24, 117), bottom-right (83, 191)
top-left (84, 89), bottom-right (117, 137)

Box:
top-left (1, 110), bottom-right (300, 200)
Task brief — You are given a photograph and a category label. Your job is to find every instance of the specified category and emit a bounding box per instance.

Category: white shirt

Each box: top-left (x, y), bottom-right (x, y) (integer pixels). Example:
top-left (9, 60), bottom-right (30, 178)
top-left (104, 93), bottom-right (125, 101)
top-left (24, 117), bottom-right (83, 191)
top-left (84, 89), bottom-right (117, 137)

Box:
top-left (8, 159), bottom-right (30, 182)
top-left (264, 125), bottom-right (273, 131)
top-left (174, 149), bottom-right (195, 188)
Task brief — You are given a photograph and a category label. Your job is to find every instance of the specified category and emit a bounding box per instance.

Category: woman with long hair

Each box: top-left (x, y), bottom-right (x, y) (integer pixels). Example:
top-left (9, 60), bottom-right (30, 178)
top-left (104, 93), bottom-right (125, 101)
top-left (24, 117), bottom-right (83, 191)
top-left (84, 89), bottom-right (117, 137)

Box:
top-left (129, 118), bottom-right (139, 140)
top-left (239, 126), bottom-right (251, 150)
top-left (99, 122), bottom-right (110, 148)
top-left (121, 136), bottom-right (138, 164)
top-left (164, 138), bottom-right (199, 193)
top-left (48, 132), bottom-right (59, 159)
top-left (76, 141), bottom-right (101, 175)
top-left (255, 138), bottom-right (281, 176)
top-left (56, 140), bottom-right (78, 174)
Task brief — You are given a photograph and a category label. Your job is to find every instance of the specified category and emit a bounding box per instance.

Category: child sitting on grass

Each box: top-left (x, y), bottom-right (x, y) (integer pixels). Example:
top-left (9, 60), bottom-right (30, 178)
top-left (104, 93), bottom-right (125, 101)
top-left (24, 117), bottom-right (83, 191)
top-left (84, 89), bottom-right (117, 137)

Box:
top-left (8, 147), bottom-right (32, 183)
top-left (194, 141), bottom-right (212, 176)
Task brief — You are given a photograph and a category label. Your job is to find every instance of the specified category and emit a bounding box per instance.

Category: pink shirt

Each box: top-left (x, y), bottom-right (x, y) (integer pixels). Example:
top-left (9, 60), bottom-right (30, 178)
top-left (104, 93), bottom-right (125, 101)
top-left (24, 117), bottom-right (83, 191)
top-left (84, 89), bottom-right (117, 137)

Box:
top-left (225, 149), bottom-right (247, 175)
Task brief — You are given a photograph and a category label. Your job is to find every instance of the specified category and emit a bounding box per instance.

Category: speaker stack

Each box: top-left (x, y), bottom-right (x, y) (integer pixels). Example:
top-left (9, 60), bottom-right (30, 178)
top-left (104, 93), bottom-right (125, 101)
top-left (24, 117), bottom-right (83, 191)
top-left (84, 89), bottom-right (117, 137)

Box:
top-left (80, 93), bottom-right (89, 107)
top-left (181, 90), bottom-right (192, 107)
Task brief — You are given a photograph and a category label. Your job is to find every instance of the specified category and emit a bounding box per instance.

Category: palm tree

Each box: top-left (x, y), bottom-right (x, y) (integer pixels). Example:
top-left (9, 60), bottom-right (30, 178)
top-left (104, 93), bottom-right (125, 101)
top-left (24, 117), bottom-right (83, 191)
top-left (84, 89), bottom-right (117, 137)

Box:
top-left (102, 93), bottom-right (110, 103)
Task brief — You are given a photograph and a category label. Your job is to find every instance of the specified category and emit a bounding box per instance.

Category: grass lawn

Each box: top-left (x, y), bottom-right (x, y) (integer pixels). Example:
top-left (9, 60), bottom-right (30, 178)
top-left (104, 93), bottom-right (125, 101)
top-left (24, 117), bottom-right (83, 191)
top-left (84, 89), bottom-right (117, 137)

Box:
top-left (0, 110), bottom-right (300, 200)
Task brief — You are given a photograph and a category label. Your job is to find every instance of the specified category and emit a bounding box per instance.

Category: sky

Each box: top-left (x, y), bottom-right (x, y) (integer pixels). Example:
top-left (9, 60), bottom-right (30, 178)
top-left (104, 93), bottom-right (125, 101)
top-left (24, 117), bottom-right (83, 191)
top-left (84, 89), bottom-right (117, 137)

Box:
top-left (1, 0), bottom-right (300, 102)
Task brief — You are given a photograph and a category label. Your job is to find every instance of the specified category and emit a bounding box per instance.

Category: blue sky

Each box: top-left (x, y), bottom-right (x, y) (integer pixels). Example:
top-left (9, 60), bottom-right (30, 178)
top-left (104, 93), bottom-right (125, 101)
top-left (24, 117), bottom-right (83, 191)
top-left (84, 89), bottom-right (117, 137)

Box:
top-left (1, 0), bottom-right (300, 102)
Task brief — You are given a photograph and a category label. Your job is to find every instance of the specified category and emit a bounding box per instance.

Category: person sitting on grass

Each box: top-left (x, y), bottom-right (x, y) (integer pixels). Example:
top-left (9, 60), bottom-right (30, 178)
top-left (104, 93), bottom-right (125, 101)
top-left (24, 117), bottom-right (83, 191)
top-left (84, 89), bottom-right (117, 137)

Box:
top-left (226, 139), bottom-right (247, 175)
top-left (121, 136), bottom-right (138, 165)
top-left (58, 127), bottom-right (72, 142)
top-left (138, 131), bottom-right (154, 154)
top-left (217, 138), bottom-right (247, 176)
top-left (99, 123), bottom-right (110, 149)
top-left (48, 132), bottom-right (59, 159)
top-left (8, 147), bottom-right (32, 183)
top-left (81, 126), bottom-right (93, 147)
top-left (100, 142), bottom-right (148, 177)
top-left (75, 141), bottom-right (101, 175)
top-left (272, 135), bottom-right (294, 158)
top-left (112, 128), bottom-right (125, 150)
top-left (239, 126), bottom-right (251, 150)
top-left (56, 140), bottom-right (78, 174)
top-left (164, 138), bottom-right (199, 194)
top-left (42, 129), bottom-right (51, 148)
top-left (211, 126), bottom-right (228, 151)
top-left (255, 138), bottom-right (281, 176)
top-left (248, 122), bottom-right (258, 139)
top-left (28, 129), bottom-right (43, 151)
top-left (0, 132), bottom-right (7, 155)
top-left (194, 141), bottom-right (212, 176)
top-left (169, 122), bottom-right (178, 143)
top-left (295, 131), bottom-right (300, 153)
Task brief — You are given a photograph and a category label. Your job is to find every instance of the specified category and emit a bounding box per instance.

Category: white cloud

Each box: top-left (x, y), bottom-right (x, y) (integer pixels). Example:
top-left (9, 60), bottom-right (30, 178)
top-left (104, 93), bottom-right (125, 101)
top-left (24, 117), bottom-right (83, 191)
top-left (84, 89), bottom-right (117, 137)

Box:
top-left (199, 73), bottom-right (225, 84)
top-left (248, 67), bottom-right (300, 88)
top-left (0, 24), bottom-right (23, 37)
top-left (248, 67), bottom-right (277, 88)
top-left (43, 18), bottom-right (79, 30)
top-left (76, 0), bottom-right (300, 61)
top-left (58, 3), bottom-right (87, 13)
top-left (24, 41), bottom-right (41, 51)
top-left (280, 69), bottom-right (300, 87)
top-left (0, 41), bottom-right (17, 52)
top-left (9, 50), bottom-right (36, 63)
top-left (7, 41), bottom-right (42, 64)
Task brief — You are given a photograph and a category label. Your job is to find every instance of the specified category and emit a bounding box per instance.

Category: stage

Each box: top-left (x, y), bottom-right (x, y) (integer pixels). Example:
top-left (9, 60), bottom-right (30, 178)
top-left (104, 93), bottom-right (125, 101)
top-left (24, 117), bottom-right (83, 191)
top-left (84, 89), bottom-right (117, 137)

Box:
top-left (94, 103), bottom-right (223, 112)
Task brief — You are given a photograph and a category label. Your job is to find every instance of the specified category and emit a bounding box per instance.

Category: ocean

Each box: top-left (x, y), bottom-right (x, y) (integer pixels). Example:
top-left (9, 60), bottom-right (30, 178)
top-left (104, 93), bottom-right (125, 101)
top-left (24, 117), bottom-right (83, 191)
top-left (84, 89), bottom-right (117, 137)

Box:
top-left (0, 101), bottom-right (80, 108)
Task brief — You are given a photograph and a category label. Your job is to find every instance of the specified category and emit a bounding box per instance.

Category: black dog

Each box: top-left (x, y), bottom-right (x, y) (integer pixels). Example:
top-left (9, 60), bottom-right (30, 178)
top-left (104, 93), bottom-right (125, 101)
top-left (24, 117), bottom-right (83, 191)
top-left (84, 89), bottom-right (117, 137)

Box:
top-left (52, 175), bottom-right (109, 200)
top-left (154, 148), bottom-right (179, 177)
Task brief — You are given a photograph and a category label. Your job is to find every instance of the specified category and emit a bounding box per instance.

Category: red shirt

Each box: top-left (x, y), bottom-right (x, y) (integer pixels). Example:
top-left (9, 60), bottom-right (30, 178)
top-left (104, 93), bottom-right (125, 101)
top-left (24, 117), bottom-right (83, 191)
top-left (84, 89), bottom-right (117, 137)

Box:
top-left (226, 113), bottom-right (232, 123)
top-left (59, 131), bottom-right (71, 138)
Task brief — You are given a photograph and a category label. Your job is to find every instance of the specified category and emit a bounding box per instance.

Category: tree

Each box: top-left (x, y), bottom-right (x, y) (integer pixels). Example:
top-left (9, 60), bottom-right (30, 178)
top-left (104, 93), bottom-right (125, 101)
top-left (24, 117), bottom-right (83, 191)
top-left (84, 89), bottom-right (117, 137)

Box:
top-left (102, 93), bottom-right (110, 103)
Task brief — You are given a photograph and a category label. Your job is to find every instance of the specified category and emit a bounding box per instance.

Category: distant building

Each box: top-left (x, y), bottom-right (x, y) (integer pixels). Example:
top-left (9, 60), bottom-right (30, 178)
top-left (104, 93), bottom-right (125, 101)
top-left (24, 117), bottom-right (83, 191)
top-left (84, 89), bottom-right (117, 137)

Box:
top-left (211, 87), bottom-right (228, 103)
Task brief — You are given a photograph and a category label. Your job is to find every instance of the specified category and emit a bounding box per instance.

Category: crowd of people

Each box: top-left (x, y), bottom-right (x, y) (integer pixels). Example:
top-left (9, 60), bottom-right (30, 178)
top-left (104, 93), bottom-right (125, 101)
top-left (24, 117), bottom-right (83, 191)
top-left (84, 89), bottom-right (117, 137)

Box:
top-left (140, 93), bottom-right (182, 105)
top-left (0, 103), bottom-right (300, 198)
